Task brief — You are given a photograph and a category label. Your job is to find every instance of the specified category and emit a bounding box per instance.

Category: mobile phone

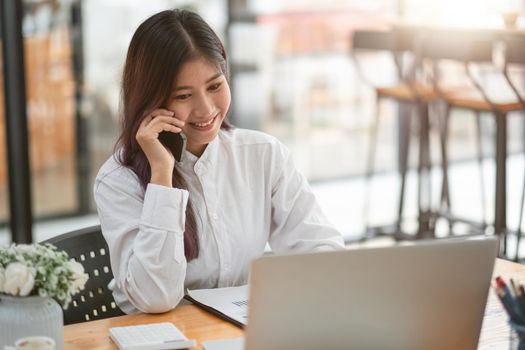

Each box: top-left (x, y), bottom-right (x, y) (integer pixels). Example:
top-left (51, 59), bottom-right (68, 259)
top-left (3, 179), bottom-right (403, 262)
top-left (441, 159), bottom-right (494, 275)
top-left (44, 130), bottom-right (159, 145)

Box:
top-left (158, 131), bottom-right (183, 162)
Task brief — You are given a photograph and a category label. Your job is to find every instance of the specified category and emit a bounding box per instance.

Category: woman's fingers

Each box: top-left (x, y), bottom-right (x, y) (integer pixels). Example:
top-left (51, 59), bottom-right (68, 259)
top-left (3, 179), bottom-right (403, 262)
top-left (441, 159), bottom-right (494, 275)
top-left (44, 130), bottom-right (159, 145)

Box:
top-left (140, 109), bottom-right (169, 127)
top-left (136, 109), bottom-right (184, 149)
top-left (170, 117), bottom-right (185, 128)
top-left (150, 108), bottom-right (174, 118)
top-left (156, 124), bottom-right (182, 134)
top-left (149, 115), bottom-right (185, 128)
top-left (142, 109), bottom-right (182, 127)
top-left (135, 108), bottom-right (184, 173)
top-left (138, 118), bottom-right (182, 141)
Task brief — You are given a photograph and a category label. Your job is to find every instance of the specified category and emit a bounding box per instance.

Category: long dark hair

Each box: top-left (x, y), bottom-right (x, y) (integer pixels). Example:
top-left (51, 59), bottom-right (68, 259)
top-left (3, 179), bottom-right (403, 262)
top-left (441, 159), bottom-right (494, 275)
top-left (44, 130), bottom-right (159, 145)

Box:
top-left (116, 9), bottom-right (232, 261)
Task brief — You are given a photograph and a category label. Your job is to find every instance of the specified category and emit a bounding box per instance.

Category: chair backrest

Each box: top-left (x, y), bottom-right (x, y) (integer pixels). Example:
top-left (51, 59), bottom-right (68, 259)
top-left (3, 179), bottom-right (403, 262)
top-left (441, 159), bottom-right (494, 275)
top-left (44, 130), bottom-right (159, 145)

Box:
top-left (392, 26), bottom-right (418, 52)
top-left (41, 225), bottom-right (124, 325)
top-left (418, 30), bottom-right (493, 63)
top-left (352, 28), bottom-right (417, 53)
top-left (352, 29), bottom-right (416, 84)
top-left (504, 34), bottom-right (525, 65)
top-left (352, 30), bottom-right (396, 51)
top-left (502, 34), bottom-right (525, 106)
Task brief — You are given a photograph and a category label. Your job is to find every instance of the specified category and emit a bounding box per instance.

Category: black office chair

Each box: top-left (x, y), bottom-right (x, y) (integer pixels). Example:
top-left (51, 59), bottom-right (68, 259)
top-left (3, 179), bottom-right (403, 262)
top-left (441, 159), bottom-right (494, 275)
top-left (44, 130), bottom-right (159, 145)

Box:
top-left (42, 225), bottom-right (125, 324)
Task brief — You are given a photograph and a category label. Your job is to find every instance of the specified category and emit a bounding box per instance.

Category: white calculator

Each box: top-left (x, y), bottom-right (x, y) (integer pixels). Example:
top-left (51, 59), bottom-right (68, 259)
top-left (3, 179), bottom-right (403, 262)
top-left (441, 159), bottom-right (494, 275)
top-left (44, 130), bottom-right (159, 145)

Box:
top-left (109, 322), bottom-right (197, 350)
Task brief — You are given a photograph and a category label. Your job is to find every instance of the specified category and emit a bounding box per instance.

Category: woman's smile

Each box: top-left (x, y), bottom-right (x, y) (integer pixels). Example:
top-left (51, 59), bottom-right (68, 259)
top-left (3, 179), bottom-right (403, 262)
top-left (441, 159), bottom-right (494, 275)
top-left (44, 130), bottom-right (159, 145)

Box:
top-left (188, 114), bottom-right (219, 131)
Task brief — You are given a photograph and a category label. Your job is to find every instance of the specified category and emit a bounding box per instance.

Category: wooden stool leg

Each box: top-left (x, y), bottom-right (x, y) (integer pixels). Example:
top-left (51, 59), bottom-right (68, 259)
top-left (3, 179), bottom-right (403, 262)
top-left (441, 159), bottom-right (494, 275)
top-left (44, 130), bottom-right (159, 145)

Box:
top-left (363, 94), bottom-right (382, 236)
top-left (438, 104), bottom-right (453, 234)
top-left (475, 111), bottom-right (487, 231)
top-left (396, 102), bottom-right (412, 235)
top-left (515, 141), bottom-right (525, 261)
top-left (495, 112), bottom-right (508, 256)
top-left (417, 100), bottom-right (433, 238)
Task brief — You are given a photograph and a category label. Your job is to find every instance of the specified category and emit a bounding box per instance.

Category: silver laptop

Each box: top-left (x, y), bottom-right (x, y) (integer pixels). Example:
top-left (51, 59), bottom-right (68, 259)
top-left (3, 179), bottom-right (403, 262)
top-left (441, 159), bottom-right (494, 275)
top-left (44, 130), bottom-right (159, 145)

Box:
top-left (244, 236), bottom-right (498, 350)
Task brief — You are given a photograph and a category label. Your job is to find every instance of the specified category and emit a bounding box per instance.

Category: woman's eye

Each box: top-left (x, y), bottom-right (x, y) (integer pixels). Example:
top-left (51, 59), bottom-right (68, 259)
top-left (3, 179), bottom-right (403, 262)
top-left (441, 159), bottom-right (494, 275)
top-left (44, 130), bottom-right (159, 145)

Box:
top-left (175, 94), bottom-right (190, 100)
top-left (208, 83), bottom-right (221, 91)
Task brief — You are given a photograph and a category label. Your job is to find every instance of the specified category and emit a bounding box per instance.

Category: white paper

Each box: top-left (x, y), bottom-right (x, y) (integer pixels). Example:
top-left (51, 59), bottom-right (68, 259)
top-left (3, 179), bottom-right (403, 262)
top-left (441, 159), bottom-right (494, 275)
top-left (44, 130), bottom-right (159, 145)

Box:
top-left (187, 285), bottom-right (249, 326)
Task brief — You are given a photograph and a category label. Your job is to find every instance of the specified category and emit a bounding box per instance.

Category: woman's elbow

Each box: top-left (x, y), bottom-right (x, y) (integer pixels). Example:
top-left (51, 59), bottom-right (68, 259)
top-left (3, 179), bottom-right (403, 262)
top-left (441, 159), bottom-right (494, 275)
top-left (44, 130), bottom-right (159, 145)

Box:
top-left (141, 297), bottom-right (182, 314)
top-left (126, 282), bottom-right (184, 314)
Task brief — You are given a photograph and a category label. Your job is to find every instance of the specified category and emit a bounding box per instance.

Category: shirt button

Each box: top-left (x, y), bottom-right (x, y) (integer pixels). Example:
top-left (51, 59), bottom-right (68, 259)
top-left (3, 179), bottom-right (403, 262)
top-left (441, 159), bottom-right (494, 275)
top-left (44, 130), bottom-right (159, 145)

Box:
top-left (212, 213), bottom-right (218, 219)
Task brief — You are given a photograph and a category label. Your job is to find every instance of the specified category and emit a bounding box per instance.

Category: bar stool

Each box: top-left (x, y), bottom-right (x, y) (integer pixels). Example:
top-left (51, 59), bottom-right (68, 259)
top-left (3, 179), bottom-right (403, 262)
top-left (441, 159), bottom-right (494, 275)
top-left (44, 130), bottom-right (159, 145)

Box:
top-left (351, 28), bottom-right (437, 240)
top-left (418, 33), bottom-right (495, 237)
top-left (421, 31), bottom-right (525, 249)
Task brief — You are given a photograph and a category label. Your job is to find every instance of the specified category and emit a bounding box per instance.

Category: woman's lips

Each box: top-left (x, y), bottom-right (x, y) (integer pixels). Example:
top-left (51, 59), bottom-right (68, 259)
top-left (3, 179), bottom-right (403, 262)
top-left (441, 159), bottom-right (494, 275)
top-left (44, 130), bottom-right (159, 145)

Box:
top-left (188, 115), bottom-right (218, 130)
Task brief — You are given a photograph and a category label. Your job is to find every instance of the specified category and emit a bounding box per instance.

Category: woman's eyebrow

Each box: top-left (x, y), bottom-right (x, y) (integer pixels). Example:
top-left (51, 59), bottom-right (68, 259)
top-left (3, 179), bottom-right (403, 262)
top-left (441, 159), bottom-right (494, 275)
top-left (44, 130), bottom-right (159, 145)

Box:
top-left (174, 72), bottom-right (223, 91)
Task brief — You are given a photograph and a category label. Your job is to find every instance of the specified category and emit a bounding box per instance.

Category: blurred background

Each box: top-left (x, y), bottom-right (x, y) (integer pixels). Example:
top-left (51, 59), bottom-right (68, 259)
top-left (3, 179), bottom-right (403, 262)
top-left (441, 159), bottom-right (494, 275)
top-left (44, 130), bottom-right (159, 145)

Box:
top-left (1, 0), bottom-right (525, 258)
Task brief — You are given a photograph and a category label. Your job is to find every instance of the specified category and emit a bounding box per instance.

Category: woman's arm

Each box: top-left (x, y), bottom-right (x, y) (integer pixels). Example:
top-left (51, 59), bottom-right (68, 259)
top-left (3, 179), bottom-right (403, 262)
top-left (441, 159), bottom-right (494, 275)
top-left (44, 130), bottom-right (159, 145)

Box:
top-left (94, 167), bottom-right (188, 313)
top-left (268, 146), bottom-right (345, 253)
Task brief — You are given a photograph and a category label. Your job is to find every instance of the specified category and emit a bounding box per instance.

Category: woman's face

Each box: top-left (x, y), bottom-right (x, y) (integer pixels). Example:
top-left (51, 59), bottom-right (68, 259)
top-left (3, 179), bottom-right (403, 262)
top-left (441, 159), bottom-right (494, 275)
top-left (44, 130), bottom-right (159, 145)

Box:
top-left (166, 58), bottom-right (231, 157)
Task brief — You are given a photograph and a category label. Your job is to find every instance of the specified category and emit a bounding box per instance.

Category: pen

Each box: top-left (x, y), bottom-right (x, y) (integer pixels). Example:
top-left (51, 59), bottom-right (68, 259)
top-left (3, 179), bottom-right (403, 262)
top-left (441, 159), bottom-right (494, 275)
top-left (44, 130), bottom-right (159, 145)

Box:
top-left (511, 278), bottom-right (519, 296)
top-left (496, 287), bottom-right (520, 322)
top-left (496, 277), bottom-right (523, 323)
top-left (497, 276), bottom-right (514, 297)
top-left (517, 285), bottom-right (525, 318)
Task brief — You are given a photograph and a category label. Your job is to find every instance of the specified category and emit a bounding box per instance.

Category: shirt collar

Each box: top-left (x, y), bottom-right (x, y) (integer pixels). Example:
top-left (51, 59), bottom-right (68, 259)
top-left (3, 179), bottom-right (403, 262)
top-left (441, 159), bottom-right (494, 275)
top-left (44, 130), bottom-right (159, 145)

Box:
top-left (177, 130), bottom-right (222, 171)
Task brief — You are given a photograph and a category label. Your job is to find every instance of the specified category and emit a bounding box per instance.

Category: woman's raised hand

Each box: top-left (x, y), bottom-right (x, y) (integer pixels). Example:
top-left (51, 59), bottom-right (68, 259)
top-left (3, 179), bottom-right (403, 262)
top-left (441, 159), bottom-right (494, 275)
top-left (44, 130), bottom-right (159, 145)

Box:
top-left (136, 109), bottom-right (185, 186)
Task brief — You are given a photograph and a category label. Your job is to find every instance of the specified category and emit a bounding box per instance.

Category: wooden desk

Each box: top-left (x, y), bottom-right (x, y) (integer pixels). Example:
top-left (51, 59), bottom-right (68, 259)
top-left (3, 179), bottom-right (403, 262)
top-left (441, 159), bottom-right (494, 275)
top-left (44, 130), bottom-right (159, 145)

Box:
top-left (64, 304), bottom-right (243, 349)
top-left (64, 259), bottom-right (524, 350)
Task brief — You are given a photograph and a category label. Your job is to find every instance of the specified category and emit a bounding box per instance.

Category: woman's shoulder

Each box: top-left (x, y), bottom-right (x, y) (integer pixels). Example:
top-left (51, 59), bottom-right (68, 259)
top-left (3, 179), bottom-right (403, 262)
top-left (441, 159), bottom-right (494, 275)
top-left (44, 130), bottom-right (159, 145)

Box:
top-left (220, 128), bottom-right (284, 150)
top-left (94, 152), bottom-right (141, 190)
top-left (218, 128), bottom-right (291, 167)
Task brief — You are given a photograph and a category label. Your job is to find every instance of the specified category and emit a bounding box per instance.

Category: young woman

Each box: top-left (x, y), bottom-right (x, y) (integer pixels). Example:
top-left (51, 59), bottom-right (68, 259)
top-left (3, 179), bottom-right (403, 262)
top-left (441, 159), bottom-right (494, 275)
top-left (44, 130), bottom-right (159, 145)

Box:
top-left (94, 9), bottom-right (344, 314)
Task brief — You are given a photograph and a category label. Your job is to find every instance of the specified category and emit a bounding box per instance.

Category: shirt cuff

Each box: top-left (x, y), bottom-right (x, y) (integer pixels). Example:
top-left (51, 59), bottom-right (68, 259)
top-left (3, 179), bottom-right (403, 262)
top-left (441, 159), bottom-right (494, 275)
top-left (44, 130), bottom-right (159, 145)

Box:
top-left (141, 183), bottom-right (189, 232)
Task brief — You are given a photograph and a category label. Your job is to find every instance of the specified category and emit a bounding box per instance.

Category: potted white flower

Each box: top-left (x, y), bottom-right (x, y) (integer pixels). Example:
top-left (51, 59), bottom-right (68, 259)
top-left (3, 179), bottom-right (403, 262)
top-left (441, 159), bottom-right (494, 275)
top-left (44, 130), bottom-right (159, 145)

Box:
top-left (0, 243), bottom-right (89, 350)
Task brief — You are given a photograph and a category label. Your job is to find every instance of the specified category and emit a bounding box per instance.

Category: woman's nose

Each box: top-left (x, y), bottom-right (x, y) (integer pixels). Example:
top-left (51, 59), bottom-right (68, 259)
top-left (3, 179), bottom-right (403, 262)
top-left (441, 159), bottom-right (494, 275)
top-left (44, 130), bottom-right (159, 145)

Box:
top-left (193, 94), bottom-right (214, 117)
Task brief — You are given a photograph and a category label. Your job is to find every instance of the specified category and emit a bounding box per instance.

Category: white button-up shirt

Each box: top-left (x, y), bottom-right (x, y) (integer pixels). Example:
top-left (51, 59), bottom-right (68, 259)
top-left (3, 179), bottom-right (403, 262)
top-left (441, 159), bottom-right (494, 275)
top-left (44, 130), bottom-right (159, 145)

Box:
top-left (94, 129), bottom-right (344, 314)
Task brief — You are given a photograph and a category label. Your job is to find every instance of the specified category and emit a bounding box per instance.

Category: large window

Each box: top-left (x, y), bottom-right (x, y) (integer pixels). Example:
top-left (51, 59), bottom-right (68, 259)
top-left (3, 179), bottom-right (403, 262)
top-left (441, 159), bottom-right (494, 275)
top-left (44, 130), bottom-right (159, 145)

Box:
top-left (0, 1), bottom-right (80, 227)
top-left (227, 1), bottom-right (397, 180)
top-left (26, 16), bottom-right (77, 218)
top-left (3, 0), bottom-right (522, 240)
